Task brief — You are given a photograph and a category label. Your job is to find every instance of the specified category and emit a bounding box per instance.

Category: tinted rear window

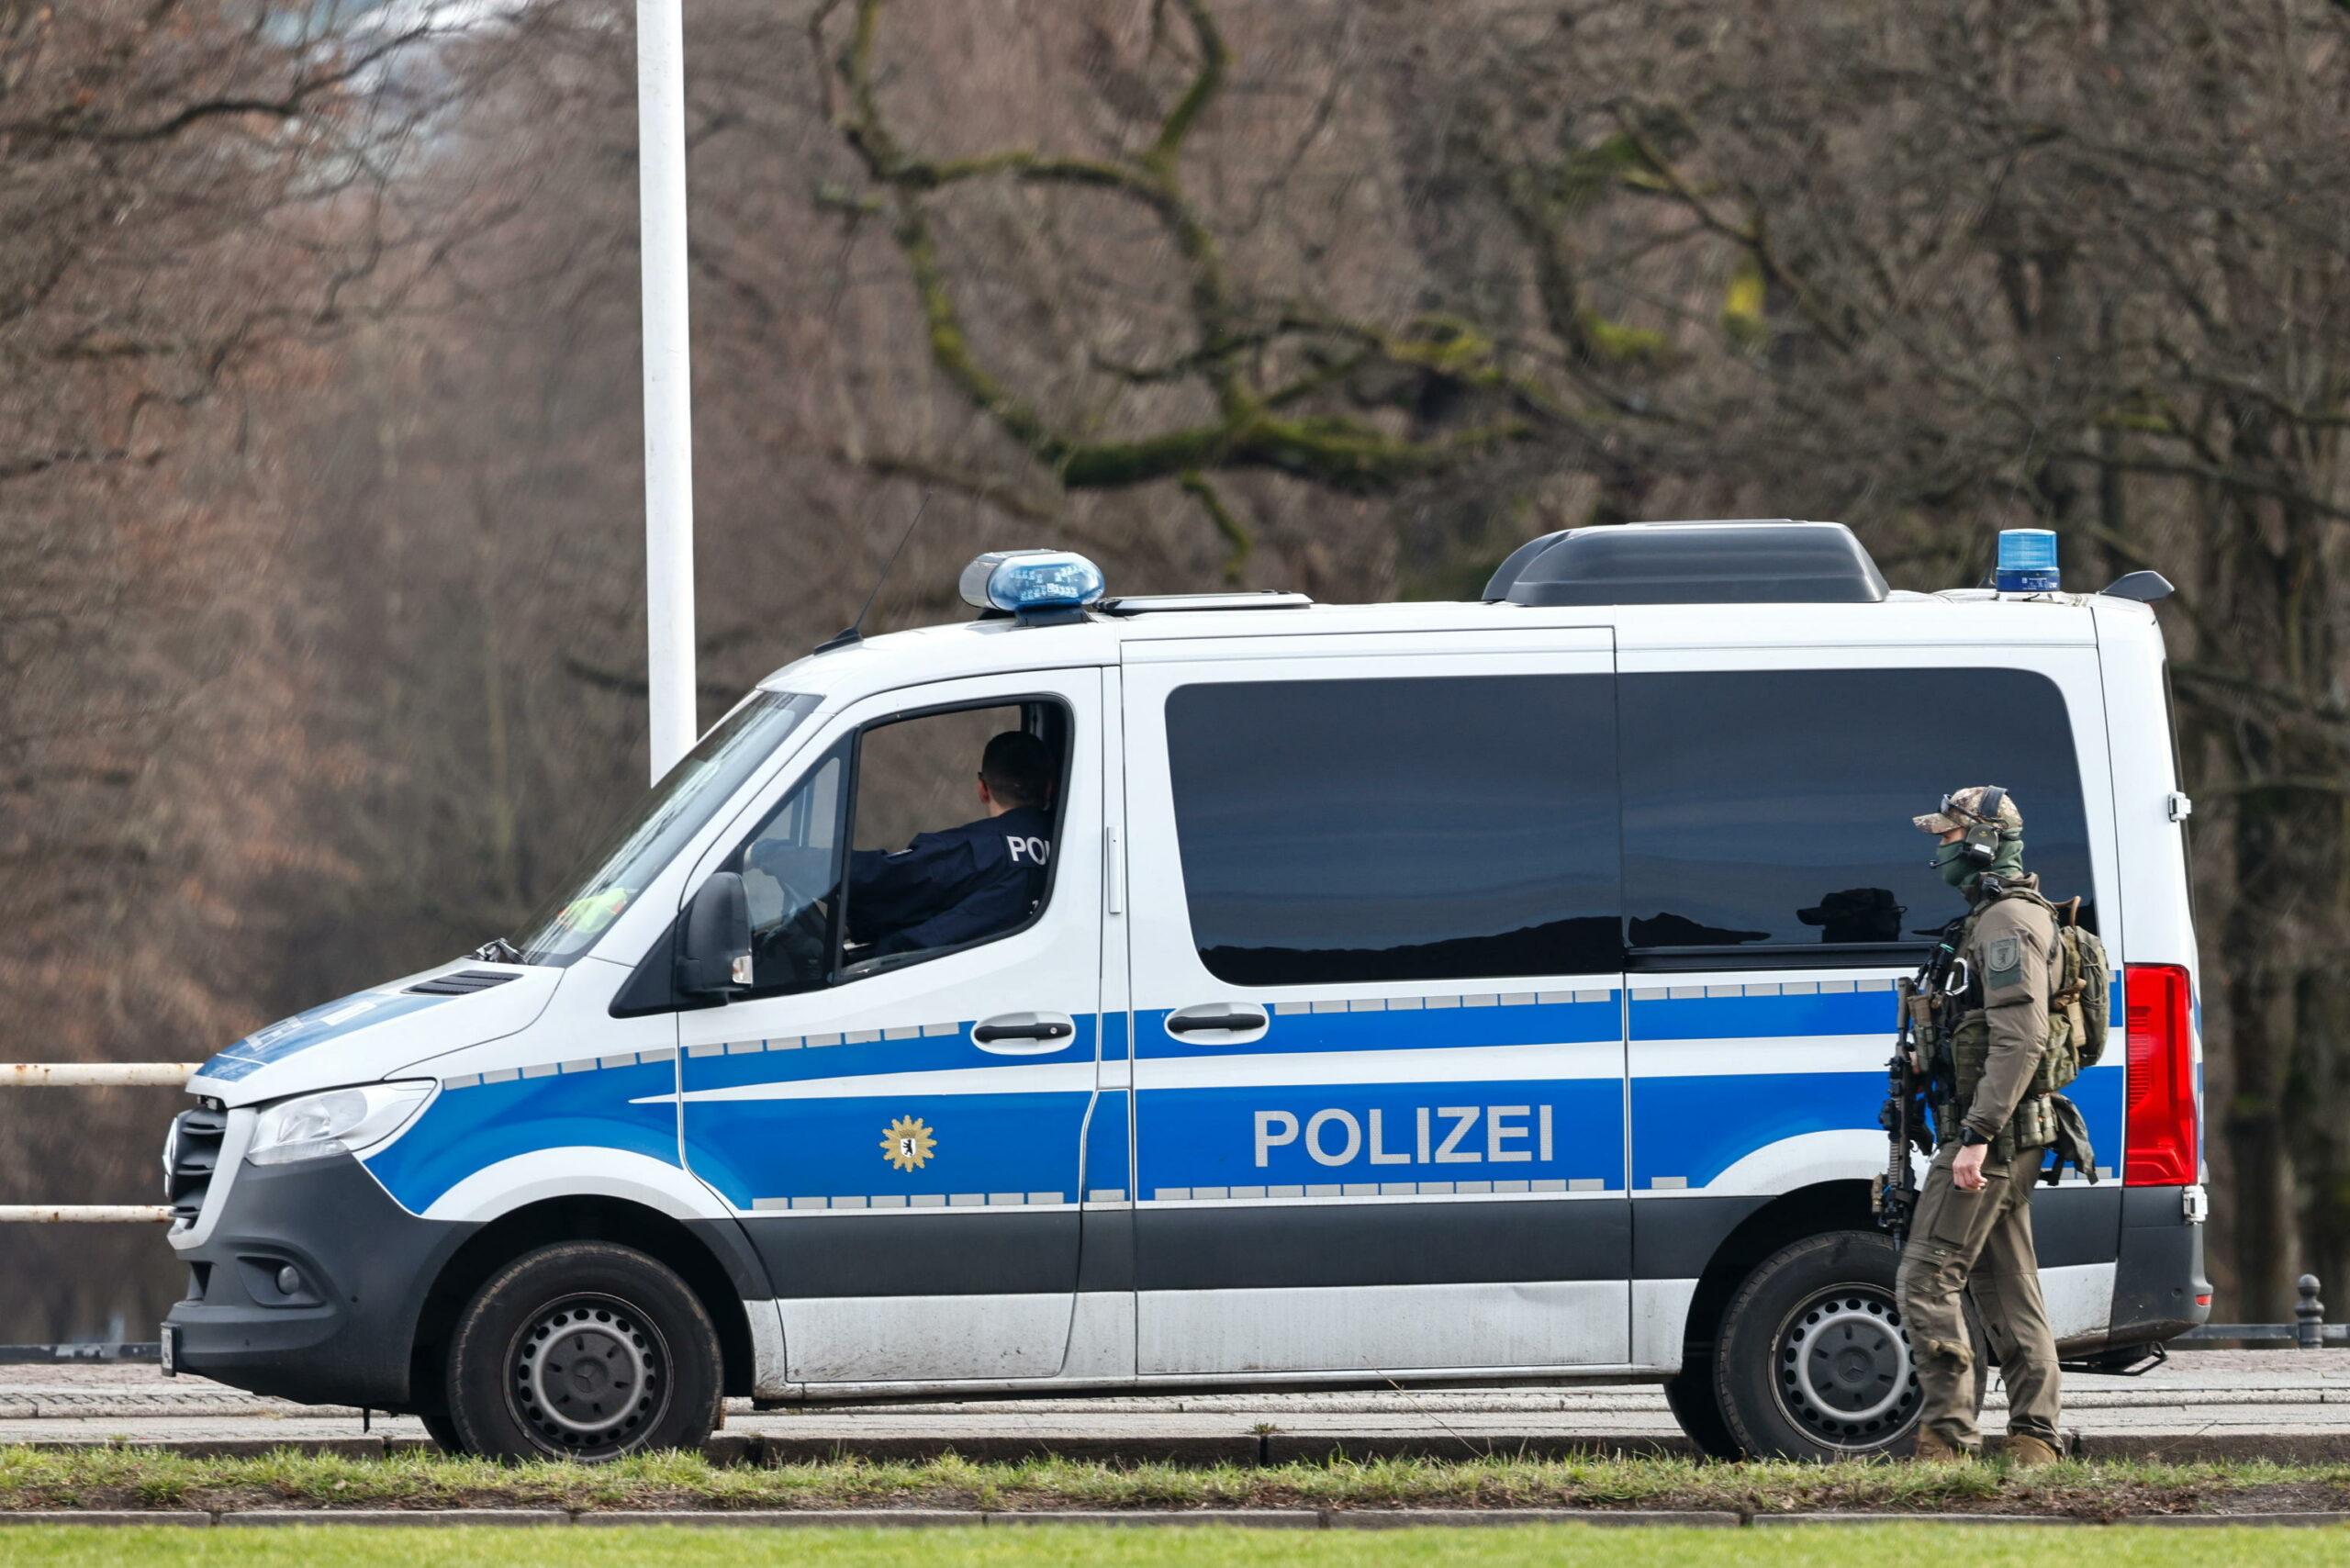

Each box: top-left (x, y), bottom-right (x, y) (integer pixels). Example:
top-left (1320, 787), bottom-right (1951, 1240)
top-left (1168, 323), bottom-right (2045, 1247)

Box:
top-left (1619, 667), bottom-right (2093, 954)
top-left (1165, 676), bottom-right (1620, 985)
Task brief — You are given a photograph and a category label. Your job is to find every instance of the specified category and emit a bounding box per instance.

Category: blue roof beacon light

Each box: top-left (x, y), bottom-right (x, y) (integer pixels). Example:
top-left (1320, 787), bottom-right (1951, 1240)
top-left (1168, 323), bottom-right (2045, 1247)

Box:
top-left (958, 549), bottom-right (1107, 625)
top-left (1996, 528), bottom-right (2061, 594)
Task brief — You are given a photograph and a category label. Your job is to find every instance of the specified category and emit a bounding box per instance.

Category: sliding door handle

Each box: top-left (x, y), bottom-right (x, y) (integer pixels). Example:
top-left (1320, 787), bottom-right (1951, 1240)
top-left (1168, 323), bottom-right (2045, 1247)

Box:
top-left (972, 1012), bottom-right (1077, 1055)
top-left (1164, 1003), bottom-right (1270, 1043)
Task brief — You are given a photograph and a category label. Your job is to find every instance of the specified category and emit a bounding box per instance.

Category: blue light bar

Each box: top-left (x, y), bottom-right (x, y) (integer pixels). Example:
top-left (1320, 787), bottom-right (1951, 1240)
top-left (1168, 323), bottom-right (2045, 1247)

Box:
top-left (1996, 528), bottom-right (2059, 593)
top-left (958, 549), bottom-right (1107, 621)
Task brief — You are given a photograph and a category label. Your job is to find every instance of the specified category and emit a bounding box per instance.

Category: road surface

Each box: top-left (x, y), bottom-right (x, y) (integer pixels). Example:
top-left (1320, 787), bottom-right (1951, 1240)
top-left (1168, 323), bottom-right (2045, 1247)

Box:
top-left (0, 1350), bottom-right (2344, 1461)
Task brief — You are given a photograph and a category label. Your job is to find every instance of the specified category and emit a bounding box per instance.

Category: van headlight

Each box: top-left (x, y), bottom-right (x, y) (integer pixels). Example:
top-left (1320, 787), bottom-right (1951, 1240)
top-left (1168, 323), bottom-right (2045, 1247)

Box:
top-left (247, 1082), bottom-right (433, 1168)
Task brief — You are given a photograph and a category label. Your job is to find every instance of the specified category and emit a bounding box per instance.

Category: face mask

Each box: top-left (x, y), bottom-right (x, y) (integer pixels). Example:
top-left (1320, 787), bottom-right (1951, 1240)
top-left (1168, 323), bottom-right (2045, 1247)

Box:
top-left (1933, 846), bottom-right (1975, 888)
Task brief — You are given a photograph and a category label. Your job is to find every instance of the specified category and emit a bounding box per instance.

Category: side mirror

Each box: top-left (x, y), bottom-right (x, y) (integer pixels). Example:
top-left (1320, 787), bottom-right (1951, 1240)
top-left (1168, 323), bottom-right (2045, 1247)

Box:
top-left (676, 872), bottom-right (753, 998)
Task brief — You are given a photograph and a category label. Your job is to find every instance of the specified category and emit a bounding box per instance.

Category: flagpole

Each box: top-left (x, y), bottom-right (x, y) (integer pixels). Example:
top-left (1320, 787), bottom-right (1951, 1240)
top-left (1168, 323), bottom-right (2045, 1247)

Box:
top-left (636, 0), bottom-right (697, 781)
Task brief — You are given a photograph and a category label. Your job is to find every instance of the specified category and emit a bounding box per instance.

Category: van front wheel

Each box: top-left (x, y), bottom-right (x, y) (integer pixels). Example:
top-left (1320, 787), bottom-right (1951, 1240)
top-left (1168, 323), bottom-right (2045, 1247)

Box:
top-left (444, 1241), bottom-right (722, 1461)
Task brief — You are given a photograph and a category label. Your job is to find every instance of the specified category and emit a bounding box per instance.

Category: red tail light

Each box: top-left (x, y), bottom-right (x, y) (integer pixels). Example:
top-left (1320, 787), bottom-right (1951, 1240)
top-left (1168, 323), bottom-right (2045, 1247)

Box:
top-left (2123, 963), bottom-right (2197, 1186)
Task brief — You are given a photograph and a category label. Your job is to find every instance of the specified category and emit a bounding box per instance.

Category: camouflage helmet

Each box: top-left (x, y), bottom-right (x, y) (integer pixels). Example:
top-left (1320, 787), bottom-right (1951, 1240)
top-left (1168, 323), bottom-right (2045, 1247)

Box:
top-left (1913, 785), bottom-right (2023, 836)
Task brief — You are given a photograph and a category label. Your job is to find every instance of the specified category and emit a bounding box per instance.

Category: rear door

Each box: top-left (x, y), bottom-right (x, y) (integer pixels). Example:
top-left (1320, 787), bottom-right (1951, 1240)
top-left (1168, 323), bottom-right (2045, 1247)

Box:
top-left (1120, 632), bottom-right (1630, 1376)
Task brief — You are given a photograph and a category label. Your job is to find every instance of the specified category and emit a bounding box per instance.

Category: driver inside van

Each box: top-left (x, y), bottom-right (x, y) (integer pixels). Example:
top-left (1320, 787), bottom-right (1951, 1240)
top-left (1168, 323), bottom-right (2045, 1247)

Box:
top-left (749, 730), bottom-right (1056, 961)
top-left (845, 730), bottom-right (1055, 956)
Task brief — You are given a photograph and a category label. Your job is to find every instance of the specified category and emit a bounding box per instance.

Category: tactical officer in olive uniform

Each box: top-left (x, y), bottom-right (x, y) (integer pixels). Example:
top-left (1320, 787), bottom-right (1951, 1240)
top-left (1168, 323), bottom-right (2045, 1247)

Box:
top-left (1895, 786), bottom-right (2064, 1466)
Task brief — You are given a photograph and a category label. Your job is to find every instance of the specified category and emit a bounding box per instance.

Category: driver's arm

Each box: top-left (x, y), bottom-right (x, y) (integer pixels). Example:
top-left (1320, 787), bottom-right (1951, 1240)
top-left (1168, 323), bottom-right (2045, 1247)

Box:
top-left (744, 840), bottom-right (835, 894)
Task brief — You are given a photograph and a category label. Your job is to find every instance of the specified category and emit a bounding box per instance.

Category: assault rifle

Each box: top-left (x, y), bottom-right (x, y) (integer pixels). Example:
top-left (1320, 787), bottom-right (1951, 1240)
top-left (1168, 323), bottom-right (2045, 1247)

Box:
top-left (1874, 923), bottom-right (1963, 1246)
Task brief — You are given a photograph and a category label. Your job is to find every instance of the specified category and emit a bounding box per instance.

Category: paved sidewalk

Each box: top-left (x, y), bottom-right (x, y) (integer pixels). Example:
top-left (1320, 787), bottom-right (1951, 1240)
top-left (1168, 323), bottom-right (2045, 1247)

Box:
top-left (2, 1350), bottom-right (2345, 1462)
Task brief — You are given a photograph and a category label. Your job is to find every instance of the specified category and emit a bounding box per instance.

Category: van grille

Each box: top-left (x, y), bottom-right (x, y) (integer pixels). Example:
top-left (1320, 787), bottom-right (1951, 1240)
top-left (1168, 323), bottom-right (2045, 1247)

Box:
top-left (164, 1106), bottom-right (228, 1226)
top-left (404, 969), bottom-right (519, 996)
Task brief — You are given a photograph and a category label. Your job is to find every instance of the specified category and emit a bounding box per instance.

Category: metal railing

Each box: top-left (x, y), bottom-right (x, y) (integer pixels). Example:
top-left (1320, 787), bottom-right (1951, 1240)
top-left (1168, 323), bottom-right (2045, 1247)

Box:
top-left (0, 1062), bottom-right (196, 1225)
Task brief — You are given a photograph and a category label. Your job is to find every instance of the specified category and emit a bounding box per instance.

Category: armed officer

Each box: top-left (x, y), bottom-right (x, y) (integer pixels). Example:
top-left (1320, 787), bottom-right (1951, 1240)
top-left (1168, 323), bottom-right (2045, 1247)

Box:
top-left (1896, 785), bottom-right (2064, 1467)
top-left (841, 730), bottom-right (1055, 957)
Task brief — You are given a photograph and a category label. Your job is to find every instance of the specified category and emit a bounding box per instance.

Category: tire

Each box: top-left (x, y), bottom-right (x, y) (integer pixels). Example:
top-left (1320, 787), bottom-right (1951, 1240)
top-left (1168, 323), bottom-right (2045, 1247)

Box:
top-left (1662, 1367), bottom-right (1741, 1460)
top-left (418, 1404), bottom-right (462, 1454)
top-left (1714, 1229), bottom-right (1926, 1461)
top-left (442, 1241), bottom-right (722, 1461)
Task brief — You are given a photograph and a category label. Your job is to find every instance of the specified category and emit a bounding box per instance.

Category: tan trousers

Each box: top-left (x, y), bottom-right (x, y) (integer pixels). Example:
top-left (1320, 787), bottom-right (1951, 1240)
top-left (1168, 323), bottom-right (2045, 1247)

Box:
top-left (1894, 1142), bottom-right (2062, 1450)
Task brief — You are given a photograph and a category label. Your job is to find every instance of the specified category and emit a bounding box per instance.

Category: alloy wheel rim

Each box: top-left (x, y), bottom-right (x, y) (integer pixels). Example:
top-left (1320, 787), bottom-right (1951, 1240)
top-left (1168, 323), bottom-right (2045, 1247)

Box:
top-left (509, 1294), bottom-right (668, 1456)
top-left (1773, 1285), bottom-right (1919, 1449)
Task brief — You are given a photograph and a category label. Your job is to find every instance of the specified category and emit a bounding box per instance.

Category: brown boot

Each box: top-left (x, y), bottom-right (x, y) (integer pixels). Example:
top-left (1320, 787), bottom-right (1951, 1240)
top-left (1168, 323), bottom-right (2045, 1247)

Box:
top-left (2002, 1434), bottom-right (2063, 1469)
top-left (1911, 1428), bottom-right (1969, 1462)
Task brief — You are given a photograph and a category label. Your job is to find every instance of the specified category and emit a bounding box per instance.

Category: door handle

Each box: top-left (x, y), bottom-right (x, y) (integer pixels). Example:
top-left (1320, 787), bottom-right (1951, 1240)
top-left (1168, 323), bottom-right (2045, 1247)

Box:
top-left (1164, 1003), bottom-right (1270, 1041)
top-left (972, 1012), bottom-right (1077, 1055)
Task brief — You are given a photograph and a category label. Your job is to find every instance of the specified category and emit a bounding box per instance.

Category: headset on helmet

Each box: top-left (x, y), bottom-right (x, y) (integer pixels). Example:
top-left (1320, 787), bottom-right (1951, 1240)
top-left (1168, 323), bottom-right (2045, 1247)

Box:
top-left (1950, 785), bottom-right (2009, 868)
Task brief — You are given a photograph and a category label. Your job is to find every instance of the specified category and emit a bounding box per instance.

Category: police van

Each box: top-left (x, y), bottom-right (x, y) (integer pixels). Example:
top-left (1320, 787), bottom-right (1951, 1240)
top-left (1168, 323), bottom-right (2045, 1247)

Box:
top-left (161, 521), bottom-right (2209, 1461)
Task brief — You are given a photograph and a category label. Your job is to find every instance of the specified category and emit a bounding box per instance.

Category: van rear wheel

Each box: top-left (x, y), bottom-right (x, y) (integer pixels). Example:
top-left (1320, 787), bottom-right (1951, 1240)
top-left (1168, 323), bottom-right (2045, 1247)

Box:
top-left (1714, 1229), bottom-right (1922, 1460)
top-left (443, 1241), bottom-right (722, 1461)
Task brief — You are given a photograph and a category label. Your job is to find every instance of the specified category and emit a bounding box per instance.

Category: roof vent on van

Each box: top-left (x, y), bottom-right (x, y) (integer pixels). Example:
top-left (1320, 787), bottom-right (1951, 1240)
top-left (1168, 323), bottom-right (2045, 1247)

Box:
top-left (1482, 521), bottom-right (1888, 607)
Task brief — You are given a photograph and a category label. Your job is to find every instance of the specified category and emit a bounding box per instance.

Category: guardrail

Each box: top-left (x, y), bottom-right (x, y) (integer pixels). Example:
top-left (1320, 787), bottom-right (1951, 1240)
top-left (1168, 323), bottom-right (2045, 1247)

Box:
top-left (0, 1062), bottom-right (196, 1225)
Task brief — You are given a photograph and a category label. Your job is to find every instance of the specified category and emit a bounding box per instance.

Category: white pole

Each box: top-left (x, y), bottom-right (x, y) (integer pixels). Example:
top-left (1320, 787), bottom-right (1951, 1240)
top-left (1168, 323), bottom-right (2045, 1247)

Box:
top-left (637, 0), bottom-right (698, 783)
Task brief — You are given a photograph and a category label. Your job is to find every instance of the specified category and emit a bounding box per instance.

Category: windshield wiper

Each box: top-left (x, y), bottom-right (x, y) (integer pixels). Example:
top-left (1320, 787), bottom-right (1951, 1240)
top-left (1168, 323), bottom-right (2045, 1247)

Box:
top-left (473, 936), bottom-right (522, 964)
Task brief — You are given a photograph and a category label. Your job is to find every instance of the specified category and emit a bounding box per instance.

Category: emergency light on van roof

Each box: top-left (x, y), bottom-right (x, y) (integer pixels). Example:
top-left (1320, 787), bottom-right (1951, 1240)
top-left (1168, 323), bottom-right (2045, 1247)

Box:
top-left (1996, 528), bottom-right (2060, 593)
top-left (958, 549), bottom-right (1107, 624)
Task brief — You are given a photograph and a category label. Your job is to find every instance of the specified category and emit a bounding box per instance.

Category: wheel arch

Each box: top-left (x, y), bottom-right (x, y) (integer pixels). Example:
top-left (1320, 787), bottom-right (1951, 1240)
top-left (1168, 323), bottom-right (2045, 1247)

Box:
top-left (1679, 1180), bottom-right (1875, 1367)
top-left (408, 1195), bottom-right (761, 1406)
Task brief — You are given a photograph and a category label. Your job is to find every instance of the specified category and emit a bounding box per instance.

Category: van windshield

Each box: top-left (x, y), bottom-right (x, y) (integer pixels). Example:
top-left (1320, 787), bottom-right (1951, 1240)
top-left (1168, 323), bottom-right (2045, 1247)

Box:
top-left (509, 691), bottom-right (822, 966)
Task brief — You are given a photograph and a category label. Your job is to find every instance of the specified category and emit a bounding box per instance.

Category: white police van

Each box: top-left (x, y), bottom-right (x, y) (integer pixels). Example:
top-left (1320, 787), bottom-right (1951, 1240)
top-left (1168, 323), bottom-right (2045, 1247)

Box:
top-left (161, 521), bottom-right (2209, 1461)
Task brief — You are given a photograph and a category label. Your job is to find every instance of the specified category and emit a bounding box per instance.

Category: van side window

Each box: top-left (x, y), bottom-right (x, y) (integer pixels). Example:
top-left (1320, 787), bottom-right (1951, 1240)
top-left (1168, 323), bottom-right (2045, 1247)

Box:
top-left (732, 700), bottom-right (1068, 995)
top-left (1164, 676), bottom-right (1620, 985)
top-left (736, 745), bottom-right (847, 995)
top-left (1619, 667), bottom-right (2094, 957)
top-left (840, 702), bottom-right (1063, 969)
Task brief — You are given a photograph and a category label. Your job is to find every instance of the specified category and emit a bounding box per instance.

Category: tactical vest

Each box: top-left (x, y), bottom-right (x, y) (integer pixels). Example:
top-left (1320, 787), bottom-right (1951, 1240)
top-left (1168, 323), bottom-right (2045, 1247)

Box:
top-left (1945, 879), bottom-right (2109, 1167)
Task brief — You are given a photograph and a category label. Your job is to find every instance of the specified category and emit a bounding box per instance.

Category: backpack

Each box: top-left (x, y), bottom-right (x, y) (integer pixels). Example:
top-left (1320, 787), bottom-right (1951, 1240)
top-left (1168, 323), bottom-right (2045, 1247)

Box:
top-left (2039, 892), bottom-right (2110, 1085)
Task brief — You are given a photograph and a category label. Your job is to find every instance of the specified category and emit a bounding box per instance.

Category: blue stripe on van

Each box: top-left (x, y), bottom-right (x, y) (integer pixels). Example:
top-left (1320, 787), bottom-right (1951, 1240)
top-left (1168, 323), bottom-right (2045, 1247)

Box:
top-left (1629, 985), bottom-right (1898, 1041)
top-left (1084, 1088), bottom-right (1130, 1197)
top-left (1629, 1059), bottom-right (2127, 1191)
top-left (364, 1058), bottom-right (680, 1215)
top-left (200, 990), bottom-right (451, 1080)
top-left (1134, 994), bottom-right (1619, 1059)
top-left (1136, 1078), bottom-right (1624, 1196)
top-left (1630, 1070), bottom-right (1883, 1189)
top-left (688, 1089), bottom-right (1092, 1211)
top-left (678, 1014), bottom-right (1101, 1092)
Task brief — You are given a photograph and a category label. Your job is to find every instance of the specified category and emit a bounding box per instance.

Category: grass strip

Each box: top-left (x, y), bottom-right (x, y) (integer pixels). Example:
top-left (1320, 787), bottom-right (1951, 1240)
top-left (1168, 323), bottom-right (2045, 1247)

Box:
top-left (3, 1523), bottom-right (2350, 1567)
top-left (0, 1448), bottom-right (2343, 1519)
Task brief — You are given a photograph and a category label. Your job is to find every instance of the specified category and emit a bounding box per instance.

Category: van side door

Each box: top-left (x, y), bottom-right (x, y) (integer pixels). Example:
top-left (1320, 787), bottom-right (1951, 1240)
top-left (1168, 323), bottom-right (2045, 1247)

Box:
top-left (668, 669), bottom-right (1108, 1385)
top-left (1120, 633), bottom-right (1631, 1375)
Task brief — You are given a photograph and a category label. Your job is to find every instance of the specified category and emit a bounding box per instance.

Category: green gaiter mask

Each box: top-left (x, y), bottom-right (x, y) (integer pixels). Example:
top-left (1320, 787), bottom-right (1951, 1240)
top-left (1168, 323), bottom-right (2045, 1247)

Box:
top-left (1938, 833), bottom-right (2026, 890)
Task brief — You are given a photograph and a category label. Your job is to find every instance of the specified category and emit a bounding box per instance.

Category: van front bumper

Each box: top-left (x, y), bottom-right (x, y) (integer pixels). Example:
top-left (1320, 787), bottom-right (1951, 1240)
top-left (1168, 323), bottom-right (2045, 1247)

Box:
top-left (164, 1148), bottom-right (477, 1410)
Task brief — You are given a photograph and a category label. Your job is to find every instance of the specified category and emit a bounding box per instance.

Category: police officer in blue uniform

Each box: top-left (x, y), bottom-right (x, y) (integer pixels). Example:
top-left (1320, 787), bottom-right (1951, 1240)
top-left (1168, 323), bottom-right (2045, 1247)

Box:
top-left (844, 731), bottom-right (1055, 956)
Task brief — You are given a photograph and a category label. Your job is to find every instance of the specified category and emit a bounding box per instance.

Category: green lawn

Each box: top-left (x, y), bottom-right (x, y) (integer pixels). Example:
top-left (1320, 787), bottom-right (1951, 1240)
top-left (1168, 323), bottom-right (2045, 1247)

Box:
top-left (0, 1524), bottom-right (2346, 1568)
top-left (0, 1447), bottom-right (2342, 1519)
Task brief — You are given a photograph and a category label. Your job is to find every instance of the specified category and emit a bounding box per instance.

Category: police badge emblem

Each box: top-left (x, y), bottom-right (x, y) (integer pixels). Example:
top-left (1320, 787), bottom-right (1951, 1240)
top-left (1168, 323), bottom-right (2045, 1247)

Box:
top-left (880, 1114), bottom-right (936, 1172)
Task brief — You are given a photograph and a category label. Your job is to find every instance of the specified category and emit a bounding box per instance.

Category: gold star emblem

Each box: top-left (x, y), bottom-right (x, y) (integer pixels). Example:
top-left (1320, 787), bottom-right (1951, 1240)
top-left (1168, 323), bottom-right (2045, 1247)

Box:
top-left (880, 1114), bottom-right (936, 1172)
